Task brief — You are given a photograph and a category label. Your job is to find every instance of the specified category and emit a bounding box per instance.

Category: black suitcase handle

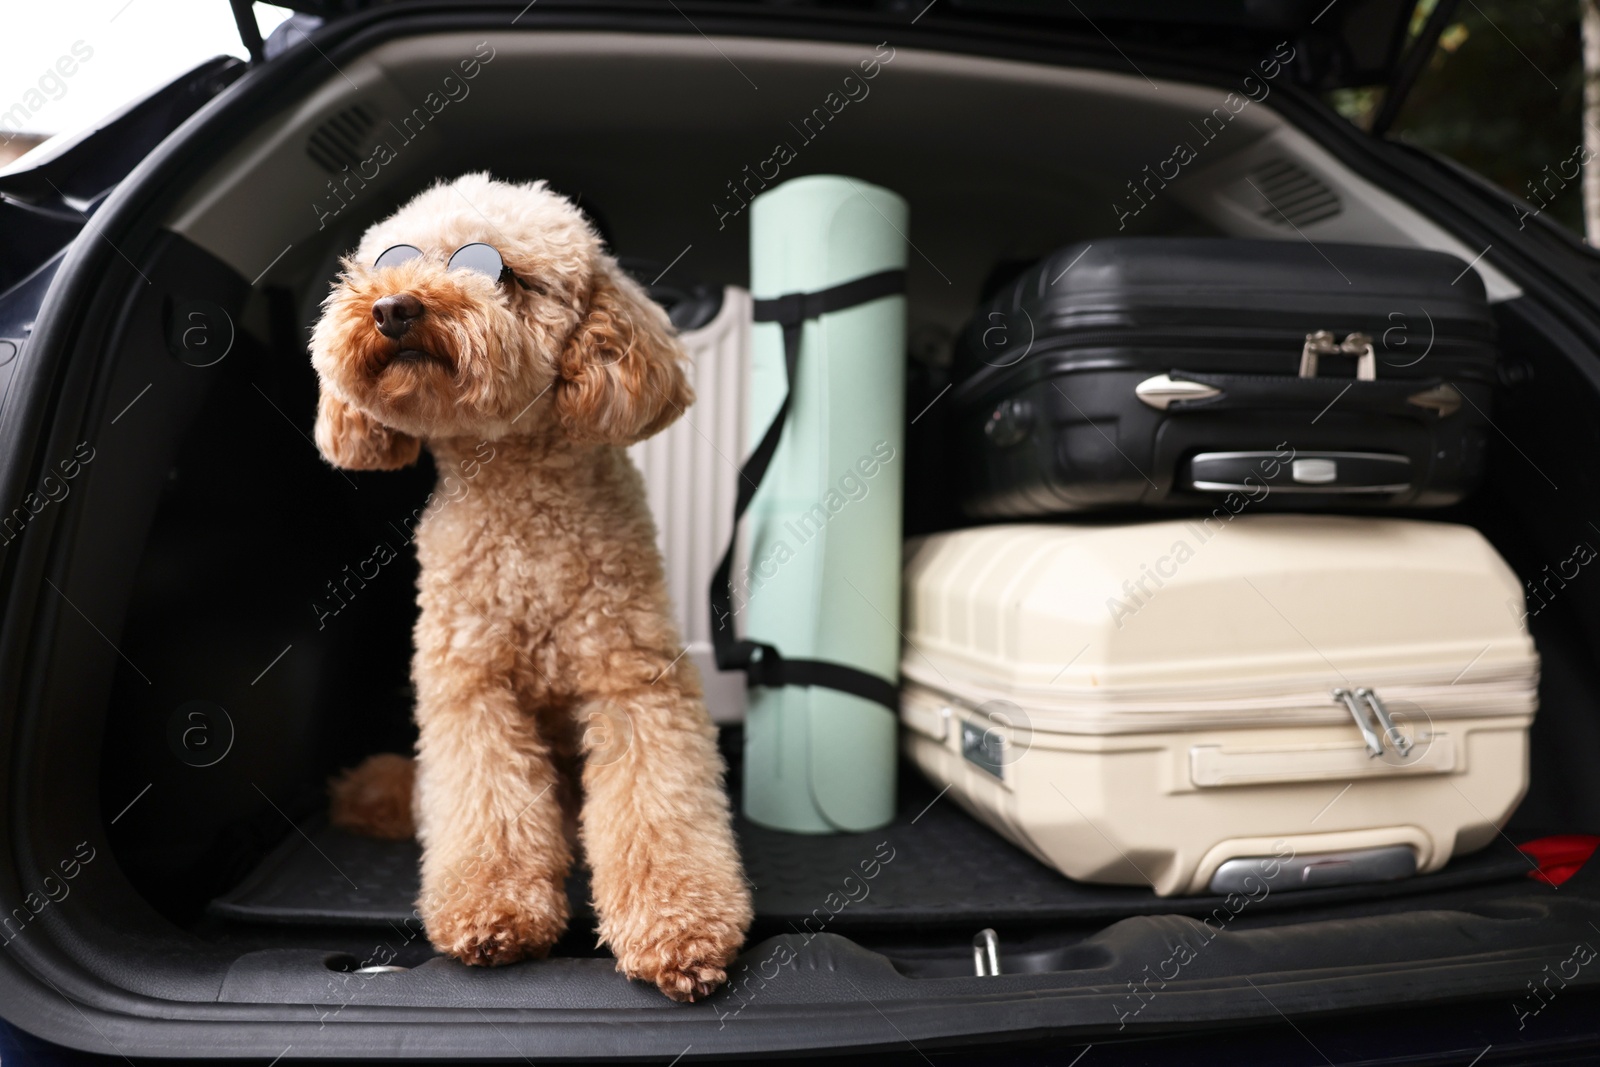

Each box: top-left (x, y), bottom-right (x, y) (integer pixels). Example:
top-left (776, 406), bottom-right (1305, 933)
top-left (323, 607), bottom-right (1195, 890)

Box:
top-left (1145, 333), bottom-right (1466, 421)
top-left (1155, 370), bottom-right (1463, 421)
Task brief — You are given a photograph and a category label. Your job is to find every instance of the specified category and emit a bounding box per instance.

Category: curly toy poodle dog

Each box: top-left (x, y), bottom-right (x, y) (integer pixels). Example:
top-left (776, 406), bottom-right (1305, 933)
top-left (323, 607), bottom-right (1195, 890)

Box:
top-left (308, 173), bottom-right (751, 1001)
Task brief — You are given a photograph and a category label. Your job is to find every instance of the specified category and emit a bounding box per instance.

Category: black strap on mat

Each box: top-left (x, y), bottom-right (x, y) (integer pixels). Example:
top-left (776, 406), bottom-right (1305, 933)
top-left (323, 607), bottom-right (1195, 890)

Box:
top-left (709, 268), bottom-right (906, 713)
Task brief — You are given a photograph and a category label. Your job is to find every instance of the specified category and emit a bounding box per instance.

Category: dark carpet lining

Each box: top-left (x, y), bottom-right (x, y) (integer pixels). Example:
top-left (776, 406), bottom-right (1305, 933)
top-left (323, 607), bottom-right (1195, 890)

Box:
top-left (210, 757), bottom-right (1534, 929)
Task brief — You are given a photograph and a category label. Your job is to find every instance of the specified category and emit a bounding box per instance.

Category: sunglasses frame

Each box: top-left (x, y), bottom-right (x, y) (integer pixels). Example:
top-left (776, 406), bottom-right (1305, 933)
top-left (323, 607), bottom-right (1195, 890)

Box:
top-left (372, 242), bottom-right (533, 291)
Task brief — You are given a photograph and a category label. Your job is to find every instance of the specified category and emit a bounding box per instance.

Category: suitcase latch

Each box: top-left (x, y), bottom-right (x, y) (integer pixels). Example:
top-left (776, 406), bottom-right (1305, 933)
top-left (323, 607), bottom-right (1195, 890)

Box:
top-left (961, 720), bottom-right (1006, 778)
top-left (1301, 331), bottom-right (1375, 381)
top-left (1333, 686), bottom-right (1413, 758)
top-left (1134, 374), bottom-right (1223, 410)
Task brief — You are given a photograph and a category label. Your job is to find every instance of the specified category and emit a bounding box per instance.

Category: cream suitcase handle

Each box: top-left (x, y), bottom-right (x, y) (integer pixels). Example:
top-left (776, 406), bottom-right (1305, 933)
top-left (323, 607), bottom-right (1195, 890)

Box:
top-left (1189, 733), bottom-right (1455, 788)
top-left (1192, 686), bottom-right (1445, 787)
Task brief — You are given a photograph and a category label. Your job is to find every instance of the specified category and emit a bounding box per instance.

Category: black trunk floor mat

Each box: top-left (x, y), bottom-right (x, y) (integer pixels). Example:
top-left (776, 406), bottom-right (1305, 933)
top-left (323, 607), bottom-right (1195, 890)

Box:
top-left (210, 760), bottom-right (1537, 929)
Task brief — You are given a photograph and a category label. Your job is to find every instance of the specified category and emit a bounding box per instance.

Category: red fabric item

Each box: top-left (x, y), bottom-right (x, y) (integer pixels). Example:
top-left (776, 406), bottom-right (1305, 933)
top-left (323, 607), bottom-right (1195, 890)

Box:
top-left (1518, 834), bottom-right (1600, 886)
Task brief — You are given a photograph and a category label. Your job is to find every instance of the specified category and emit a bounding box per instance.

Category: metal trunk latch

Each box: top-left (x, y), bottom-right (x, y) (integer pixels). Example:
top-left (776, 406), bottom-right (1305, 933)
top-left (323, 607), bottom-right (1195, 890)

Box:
top-left (1301, 331), bottom-right (1376, 381)
top-left (973, 928), bottom-right (1002, 976)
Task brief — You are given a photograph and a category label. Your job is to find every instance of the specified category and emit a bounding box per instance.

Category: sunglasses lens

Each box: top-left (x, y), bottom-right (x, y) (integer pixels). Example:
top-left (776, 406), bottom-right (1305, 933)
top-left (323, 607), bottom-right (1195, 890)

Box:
top-left (447, 242), bottom-right (505, 279)
top-left (373, 244), bottom-right (423, 270)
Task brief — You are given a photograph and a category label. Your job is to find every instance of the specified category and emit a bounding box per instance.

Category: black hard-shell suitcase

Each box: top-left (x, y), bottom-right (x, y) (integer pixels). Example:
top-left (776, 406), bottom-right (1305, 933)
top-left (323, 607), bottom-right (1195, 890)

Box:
top-left (950, 238), bottom-right (1499, 517)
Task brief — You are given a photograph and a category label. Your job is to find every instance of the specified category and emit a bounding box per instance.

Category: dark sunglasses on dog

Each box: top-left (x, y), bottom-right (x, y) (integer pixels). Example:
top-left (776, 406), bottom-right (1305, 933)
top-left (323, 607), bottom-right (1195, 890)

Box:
top-left (373, 242), bottom-right (533, 290)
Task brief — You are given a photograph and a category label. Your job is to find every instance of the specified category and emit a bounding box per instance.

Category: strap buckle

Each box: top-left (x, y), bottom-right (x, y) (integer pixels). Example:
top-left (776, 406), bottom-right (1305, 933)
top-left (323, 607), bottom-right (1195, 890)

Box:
top-left (1300, 331), bottom-right (1376, 381)
top-left (743, 642), bottom-right (783, 689)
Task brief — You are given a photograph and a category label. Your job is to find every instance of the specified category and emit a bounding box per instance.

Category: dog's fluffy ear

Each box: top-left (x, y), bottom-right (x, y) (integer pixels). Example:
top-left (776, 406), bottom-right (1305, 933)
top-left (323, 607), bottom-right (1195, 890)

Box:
top-left (314, 389), bottom-right (421, 470)
top-left (555, 262), bottom-right (693, 446)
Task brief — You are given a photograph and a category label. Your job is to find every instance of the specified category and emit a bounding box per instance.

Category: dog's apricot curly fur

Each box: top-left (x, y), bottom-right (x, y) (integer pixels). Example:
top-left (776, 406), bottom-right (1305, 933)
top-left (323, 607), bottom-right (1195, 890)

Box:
top-left (309, 173), bottom-right (752, 1001)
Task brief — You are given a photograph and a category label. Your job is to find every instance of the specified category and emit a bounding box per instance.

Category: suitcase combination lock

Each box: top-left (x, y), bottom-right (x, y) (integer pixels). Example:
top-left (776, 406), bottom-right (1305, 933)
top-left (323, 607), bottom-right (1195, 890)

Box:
top-left (1333, 686), bottom-right (1413, 758)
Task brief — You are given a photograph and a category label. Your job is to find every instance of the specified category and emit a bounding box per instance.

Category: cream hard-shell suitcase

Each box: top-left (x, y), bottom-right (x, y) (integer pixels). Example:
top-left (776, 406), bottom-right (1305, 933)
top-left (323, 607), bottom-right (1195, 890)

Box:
top-left (900, 515), bottom-right (1538, 896)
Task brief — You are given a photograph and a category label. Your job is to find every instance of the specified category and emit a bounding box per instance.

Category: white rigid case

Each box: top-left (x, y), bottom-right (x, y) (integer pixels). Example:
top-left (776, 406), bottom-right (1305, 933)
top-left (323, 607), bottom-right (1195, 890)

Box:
top-left (629, 287), bottom-right (751, 723)
top-left (900, 515), bottom-right (1539, 896)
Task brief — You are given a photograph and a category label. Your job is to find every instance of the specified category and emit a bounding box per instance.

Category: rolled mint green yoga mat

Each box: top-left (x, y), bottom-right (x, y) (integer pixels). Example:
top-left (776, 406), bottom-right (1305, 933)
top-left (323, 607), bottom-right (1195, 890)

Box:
top-left (742, 175), bottom-right (907, 833)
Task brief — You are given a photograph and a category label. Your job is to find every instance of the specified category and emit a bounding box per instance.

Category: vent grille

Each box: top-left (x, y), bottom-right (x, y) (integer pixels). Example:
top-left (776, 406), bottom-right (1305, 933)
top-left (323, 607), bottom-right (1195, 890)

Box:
top-left (1246, 158), bottom-right (1342, 227)
top-left (306, 104), bottom-right (378, 173)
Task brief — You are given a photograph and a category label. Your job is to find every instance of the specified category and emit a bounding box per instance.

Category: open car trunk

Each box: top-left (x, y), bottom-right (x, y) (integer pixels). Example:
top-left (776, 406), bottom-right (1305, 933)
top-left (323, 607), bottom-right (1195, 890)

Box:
top-left (6, 7), bottom-right (1600, 1060)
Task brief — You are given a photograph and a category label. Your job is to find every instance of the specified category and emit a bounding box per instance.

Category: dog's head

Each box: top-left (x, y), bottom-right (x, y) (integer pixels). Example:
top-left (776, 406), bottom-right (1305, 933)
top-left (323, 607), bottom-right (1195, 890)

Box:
top-left (310, 173), bottom-right (691, 469)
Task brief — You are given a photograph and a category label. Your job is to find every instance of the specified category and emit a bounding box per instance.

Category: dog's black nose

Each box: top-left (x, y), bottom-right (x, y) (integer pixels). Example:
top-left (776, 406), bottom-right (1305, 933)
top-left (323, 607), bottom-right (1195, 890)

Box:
top-left (372, 293), bottom-right (424, 339)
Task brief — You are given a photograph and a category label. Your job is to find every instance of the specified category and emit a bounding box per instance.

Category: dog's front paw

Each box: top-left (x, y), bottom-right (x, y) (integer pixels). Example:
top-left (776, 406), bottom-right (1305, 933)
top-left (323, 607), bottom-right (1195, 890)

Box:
top-left (421, 872), bottom-right (569, 967)
top-left (614, 921), bottom-right (745, 1002)
top-left (597, 839), bottom-right (753, 1001)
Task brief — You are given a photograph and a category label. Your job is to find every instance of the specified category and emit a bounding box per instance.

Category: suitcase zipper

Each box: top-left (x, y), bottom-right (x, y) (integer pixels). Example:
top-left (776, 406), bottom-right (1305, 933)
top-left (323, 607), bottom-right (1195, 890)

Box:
top-left (1332, 687), bottom-right (1414, 758)
top-left (901, 668), bottom-right (1537, 735)
top-left (1361, 687), bottom-right (1414, 757)
top-left (1298, 330), bottom-right (1376, 380)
